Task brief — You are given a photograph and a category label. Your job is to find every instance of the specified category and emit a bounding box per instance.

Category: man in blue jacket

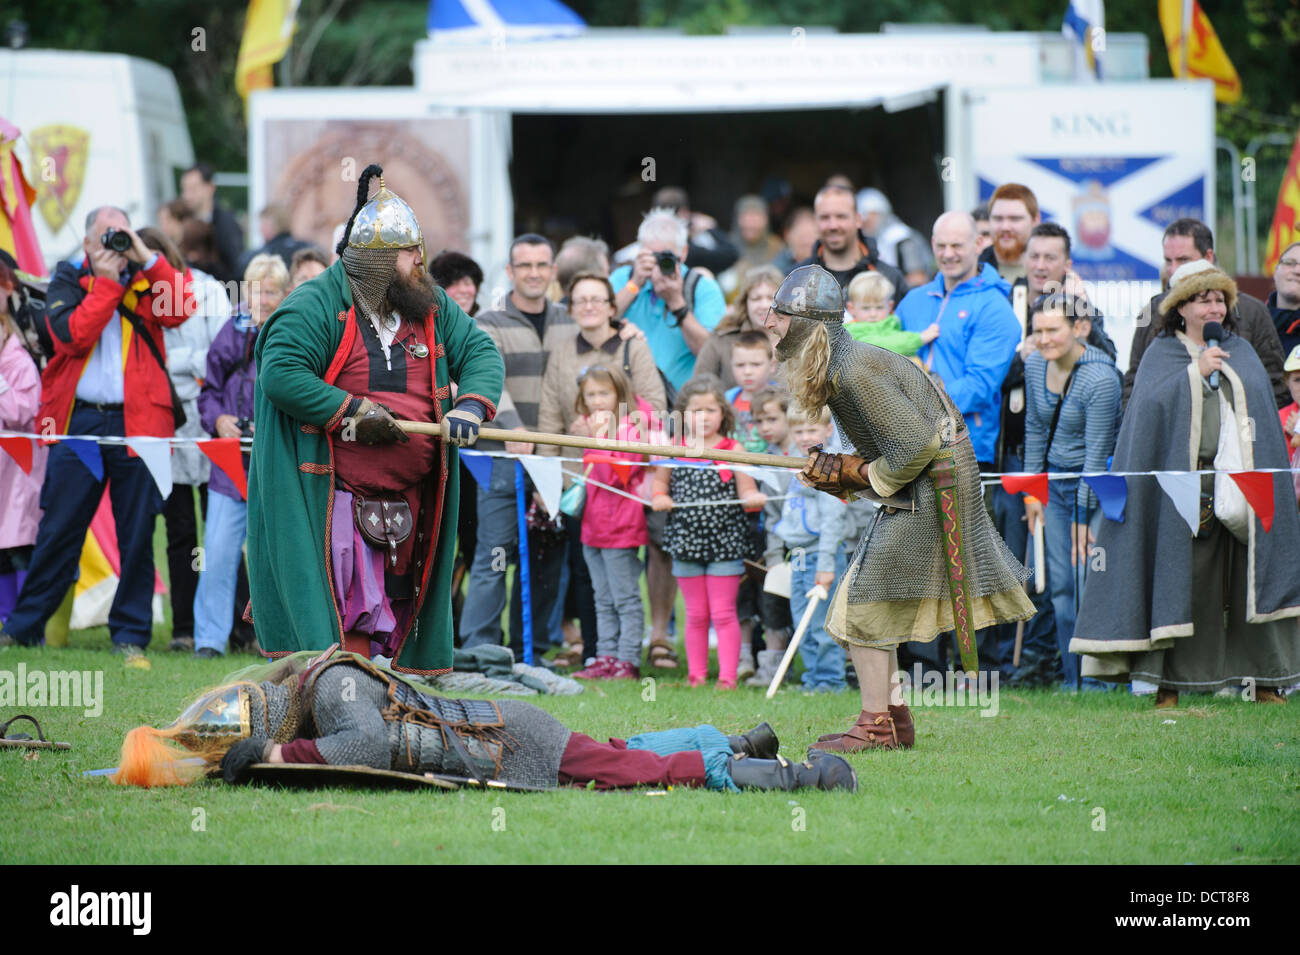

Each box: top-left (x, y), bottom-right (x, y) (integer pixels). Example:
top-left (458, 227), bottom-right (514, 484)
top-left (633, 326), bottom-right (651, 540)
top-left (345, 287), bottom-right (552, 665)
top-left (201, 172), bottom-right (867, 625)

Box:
top-left (897, 212), bottom-right (1020, 470)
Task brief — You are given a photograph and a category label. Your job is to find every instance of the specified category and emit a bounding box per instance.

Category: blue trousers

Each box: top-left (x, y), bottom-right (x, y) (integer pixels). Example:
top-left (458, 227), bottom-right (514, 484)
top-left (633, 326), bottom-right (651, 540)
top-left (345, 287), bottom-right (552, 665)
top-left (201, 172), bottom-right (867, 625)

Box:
top-left (193, 488), bottom-right (247, 653)
top-left (458, 458), bottom-right (564, 661)
top-left (991, 452), bottom-right (1057, 678)
top-left (1043, 477), bottom-right (1107, 689)
top-left (5, 406), bottom-right (163, 648)
top-left (791, 549), bottom-right (847, 689)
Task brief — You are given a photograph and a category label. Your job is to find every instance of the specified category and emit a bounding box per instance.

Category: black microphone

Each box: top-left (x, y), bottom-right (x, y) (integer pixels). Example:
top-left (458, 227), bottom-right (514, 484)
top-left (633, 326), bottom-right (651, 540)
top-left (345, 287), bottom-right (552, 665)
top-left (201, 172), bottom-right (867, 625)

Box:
top-left (1203, 320), bottom-right (1224, 390)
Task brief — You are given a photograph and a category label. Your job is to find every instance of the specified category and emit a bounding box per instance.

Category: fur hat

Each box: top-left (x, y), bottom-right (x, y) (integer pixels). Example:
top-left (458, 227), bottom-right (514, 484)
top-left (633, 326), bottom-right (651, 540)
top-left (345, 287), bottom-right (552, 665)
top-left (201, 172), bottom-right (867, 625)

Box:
top-left (1159, 259), bottom-right (1237, 316)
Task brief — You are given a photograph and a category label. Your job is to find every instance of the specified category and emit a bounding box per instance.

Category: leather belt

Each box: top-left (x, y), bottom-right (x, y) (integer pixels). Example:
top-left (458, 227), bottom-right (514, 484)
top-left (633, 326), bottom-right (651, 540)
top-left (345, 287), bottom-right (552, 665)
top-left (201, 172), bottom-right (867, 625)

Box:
top-left (74, 399), bottom-right (125, 413)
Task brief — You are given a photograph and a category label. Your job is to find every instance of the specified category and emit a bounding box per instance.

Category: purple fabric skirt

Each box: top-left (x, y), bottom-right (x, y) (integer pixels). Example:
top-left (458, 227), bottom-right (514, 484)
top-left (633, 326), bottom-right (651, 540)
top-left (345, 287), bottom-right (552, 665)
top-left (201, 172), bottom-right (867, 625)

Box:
top-left (332, 490), bottom-right (398, 643)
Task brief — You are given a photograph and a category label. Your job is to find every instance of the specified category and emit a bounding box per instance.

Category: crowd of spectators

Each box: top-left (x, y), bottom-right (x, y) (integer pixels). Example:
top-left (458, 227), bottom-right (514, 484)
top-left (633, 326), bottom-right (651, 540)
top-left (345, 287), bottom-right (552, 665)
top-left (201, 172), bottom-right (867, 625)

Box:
top-left (2, 169), bottom-right (1297, 705)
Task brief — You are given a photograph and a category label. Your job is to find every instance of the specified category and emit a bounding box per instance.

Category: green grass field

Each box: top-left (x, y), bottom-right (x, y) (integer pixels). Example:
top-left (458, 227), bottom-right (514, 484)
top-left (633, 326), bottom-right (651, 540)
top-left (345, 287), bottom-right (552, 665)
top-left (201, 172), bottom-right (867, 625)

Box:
top-left (2, 637), bottom-right (1297, 864)
top-left (1, 519), bottom-right (1297, 864)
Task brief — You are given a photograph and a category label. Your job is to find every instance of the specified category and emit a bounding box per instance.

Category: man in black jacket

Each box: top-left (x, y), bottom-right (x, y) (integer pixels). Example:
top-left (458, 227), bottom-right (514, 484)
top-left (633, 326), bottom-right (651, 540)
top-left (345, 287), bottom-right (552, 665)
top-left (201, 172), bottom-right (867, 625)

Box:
top-left (1124, 218), bottom-right (1287, 410)
top-left (181, 163), bottom-right (245, 284)
top-left (795, 184), bottom-right (907, 305)
top-left (1269, 239), bottom-right (1300, 357)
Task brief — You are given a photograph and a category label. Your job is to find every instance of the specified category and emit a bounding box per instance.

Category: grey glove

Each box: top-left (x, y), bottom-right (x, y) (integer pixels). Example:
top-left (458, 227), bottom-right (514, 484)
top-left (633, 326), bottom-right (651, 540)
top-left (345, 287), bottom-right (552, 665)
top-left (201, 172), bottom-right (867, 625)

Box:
top-left (445, 399), bottom-right (486, 447)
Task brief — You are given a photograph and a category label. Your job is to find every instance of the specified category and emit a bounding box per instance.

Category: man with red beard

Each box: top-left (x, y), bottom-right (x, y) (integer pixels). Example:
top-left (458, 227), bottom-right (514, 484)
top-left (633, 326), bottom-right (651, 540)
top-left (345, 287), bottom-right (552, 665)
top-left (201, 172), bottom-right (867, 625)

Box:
top-left (246, 165), bottom-right (504, 676)
top-left (980, 183), bottom-right (1040, 286)
top-left (796, 184), bottom-right (907, 306)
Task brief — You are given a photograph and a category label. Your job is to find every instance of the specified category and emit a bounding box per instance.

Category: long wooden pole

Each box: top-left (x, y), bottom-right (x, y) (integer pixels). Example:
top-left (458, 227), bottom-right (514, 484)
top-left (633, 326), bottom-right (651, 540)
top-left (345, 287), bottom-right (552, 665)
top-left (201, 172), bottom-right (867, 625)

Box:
top-left (398, 421), bottom-right (916, 510)
top-left (398, 420), bottom-right (807, 469)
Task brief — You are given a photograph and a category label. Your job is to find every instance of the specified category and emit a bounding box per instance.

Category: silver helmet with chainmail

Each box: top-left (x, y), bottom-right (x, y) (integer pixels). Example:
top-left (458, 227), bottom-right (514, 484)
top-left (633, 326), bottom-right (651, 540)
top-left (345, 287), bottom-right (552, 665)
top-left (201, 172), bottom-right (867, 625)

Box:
top-left (337, 164), bottom-right (422, 323)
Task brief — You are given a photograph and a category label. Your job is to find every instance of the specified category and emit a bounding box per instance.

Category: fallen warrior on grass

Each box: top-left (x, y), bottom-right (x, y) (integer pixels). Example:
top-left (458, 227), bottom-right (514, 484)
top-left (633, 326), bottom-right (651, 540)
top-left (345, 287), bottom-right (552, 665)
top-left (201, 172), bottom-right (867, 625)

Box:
top-left (111, 649), bottom-right (856, 793)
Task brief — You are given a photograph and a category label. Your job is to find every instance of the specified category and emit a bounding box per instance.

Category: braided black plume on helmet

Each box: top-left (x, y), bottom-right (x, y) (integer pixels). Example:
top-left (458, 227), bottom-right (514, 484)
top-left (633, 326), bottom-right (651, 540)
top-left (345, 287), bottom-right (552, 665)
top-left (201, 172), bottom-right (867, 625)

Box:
top-left (335, 163), bottom-right (384, 256)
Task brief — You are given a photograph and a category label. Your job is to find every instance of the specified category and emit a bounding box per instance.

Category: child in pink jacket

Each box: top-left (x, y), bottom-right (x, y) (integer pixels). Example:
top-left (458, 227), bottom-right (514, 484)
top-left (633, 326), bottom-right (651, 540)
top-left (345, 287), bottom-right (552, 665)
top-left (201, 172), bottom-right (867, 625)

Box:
top-left (571, 365), bottom-right (649, 680)
top-left (0, 280), bottom-right (47, 625)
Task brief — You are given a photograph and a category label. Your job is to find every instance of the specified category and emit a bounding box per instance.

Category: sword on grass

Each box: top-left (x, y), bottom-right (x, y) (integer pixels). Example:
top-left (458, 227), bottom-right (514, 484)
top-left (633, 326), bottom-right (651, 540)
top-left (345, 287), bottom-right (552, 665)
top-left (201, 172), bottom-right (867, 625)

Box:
top-left (396, 421), bottom-right (916, 511)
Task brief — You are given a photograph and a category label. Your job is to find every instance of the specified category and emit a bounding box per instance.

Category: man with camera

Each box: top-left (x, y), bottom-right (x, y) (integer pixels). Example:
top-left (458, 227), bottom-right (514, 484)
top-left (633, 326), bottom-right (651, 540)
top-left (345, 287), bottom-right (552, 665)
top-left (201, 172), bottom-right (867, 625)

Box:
top-left (2, 206), bottom-right (195, 653)
top-left (612, 207), bottom-right (726, 393)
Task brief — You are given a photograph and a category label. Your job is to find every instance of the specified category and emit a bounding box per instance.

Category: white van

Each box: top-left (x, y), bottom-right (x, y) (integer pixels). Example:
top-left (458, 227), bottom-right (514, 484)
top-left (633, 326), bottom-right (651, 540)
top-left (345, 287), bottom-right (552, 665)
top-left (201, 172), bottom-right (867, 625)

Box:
top-left (0, 49), bottom-right (194, 273)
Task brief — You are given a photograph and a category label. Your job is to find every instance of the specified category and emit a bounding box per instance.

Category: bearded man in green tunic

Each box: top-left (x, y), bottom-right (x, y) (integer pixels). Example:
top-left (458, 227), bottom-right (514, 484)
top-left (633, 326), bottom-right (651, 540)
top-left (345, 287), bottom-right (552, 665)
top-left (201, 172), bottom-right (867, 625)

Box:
top-left (246, 165), bottom-right (503, 676)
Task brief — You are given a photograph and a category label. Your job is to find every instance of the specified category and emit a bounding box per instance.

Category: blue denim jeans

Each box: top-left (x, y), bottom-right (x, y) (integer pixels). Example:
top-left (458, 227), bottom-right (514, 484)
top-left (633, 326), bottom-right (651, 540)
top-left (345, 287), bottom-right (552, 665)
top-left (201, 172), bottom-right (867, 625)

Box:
top-left (991, 451), bottom-right (1058, 678)
top-left (458, 458), bottom-right (563, 661)
top-left (1044, 476), bottom-right (1107, 689)
top-left (193, 489), bottom-right (247, 654)
top-left (791, 548), bottom-right (847, 689)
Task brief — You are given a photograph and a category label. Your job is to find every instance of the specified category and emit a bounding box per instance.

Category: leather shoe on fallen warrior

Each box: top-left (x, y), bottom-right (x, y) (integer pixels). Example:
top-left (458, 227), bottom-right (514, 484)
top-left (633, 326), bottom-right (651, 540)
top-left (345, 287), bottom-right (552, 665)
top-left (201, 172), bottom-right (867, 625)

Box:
top-left (728, 721), bottom-right (778, 759)
top-left (727, 752), bottom-right (857, 793)
top-left (808, 710), bottom-right (898, 753)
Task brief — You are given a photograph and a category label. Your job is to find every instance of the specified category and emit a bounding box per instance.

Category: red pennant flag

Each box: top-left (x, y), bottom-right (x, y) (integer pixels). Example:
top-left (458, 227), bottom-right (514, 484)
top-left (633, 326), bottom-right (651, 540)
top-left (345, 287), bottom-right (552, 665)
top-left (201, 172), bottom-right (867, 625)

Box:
top-left (1228, 471), bottom-right (1275, 532)
top-left (1000, 471), bottom-right (1048, 503)
top-left (0, 436), bottom-right (33, 474)
top-left (200, 438), bottom-right (248, 500)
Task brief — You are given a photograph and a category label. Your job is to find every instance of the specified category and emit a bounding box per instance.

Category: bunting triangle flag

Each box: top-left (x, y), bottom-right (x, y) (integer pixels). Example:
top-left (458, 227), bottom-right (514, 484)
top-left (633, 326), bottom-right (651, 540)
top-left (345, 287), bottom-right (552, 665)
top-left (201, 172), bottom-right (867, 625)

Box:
top-left (1082, 473), bottom-right (1127, 522)
top-left (0, 435), bottom-right (33, 474)
top-left (63, 437), bottom-right (104, 482)
top-left (1228, 471), bottom-right (1275, 532)
top-left (199, 438), bottom-right (248, 500)
top-left (1000, 472), bottom-right (1049, 503)
top-left (521, 455), bottom-right (563, 518)
top-left (458, 449), bottom-right (495, 489)
top-left (124, 437), bottom-right (173, 500)
top-left (1155, 471), bottom-right (1201, 536)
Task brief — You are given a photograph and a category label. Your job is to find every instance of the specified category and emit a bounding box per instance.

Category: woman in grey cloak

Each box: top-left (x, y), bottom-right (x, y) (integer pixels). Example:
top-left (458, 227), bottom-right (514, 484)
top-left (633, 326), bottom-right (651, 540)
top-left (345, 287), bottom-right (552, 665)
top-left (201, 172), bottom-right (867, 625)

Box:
top-left (1070, 260), bottom-right (1300, 705)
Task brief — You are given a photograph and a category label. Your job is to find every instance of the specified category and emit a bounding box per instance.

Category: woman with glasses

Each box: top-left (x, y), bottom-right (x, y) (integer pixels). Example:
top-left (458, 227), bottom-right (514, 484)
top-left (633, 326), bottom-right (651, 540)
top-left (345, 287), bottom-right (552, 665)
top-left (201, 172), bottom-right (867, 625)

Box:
top-left (537, 273), bottom-right (667, 668)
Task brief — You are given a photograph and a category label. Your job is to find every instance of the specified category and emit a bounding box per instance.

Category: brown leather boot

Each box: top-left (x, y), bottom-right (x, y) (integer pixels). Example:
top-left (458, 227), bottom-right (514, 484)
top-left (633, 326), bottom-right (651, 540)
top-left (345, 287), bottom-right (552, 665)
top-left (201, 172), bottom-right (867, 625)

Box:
top-left (808, 711), bottom-right (898, 753)
top-left (1154, 688), bottom-right (1179, 708)
top-left (816, 712), bottom-right (862, 743)
top-left (890, 703), bottom-right (915, 748)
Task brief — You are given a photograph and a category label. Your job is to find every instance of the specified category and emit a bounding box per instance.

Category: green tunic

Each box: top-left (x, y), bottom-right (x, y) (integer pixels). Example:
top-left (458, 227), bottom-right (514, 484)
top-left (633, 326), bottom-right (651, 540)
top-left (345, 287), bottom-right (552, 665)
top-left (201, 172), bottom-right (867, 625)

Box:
top-left (246, 261), bottom-right (504, 675)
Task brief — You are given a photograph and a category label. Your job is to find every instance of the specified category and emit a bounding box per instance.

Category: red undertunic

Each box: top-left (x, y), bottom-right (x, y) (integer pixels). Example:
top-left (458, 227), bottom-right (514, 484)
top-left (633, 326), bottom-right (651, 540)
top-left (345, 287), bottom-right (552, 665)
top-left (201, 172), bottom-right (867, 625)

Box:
top-left (331, 313), bottom-right (440, 585)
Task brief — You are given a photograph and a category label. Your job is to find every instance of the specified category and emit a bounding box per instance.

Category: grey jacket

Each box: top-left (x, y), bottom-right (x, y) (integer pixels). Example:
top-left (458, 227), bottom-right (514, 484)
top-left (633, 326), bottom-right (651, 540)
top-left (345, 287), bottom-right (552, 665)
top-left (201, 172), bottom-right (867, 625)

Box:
top-left (164, 268), bottom-right (231, 485)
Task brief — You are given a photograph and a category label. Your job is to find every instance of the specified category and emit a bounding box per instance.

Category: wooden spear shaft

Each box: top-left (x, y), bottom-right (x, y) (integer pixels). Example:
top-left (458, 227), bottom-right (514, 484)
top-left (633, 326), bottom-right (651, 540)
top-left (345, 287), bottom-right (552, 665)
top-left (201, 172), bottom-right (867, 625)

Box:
top-left (397, 420), bottom-right (808, 469)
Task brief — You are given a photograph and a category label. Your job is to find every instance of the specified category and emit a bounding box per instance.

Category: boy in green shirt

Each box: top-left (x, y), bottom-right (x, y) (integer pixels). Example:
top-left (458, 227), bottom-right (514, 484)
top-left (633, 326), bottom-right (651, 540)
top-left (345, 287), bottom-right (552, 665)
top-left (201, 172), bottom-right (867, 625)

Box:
top-left (844, 271), bottom-right (938, 358)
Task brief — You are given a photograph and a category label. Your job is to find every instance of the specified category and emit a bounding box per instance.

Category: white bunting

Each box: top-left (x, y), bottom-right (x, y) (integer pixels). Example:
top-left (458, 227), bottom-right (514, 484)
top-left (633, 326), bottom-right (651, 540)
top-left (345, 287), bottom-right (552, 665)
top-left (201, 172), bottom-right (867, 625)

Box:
top-left (1155, 471), bottom-right (1200, 536)
top-left (125, 437), bottom-right (173, 501)
top-left (521, 455), bottom-right (563, 518)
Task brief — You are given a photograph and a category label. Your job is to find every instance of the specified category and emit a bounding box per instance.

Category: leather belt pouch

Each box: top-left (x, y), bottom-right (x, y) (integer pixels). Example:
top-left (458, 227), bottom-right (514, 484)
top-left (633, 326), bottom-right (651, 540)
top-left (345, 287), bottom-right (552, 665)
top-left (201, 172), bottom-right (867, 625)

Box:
top-left (353, 496), bottom-right (414, 556)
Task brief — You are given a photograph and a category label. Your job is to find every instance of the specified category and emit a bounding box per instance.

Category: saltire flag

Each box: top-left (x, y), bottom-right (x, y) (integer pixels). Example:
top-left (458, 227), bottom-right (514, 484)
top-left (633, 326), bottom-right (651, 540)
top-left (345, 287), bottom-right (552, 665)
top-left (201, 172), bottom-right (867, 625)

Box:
top-left (1263, 128), bottom-right (1300, 273)
top-left (1062, 0), bottom-right (1105, 81)
top-left (236, 0), bottom-right (301, 104)
top-left (427, 0), bottom-right (585, 44)
top-left (1157, 0), bottom-right (1242, 103)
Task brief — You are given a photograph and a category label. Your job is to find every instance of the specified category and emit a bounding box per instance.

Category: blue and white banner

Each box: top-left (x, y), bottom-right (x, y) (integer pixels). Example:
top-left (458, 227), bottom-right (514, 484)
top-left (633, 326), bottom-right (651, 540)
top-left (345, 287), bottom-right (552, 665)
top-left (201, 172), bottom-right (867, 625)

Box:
top-left (427, 0), bottom-right (585, 44)
top-left (970, 82), bottom-right (1215, 283)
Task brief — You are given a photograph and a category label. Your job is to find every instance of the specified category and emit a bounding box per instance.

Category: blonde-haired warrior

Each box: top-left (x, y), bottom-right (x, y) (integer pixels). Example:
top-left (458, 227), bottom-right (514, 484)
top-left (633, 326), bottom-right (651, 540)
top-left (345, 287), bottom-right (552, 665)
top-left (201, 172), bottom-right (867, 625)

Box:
top-left (766, 265), bottom-right (1033, 752)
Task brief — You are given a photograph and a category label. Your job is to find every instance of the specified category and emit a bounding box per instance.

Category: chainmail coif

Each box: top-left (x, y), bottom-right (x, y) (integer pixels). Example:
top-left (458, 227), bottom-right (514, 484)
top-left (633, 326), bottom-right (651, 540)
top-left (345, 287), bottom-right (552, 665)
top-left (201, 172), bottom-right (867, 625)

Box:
top-left (817, 322), bottom-right (1027, 603)
top-left (342, 246), bottom-right (399, 326)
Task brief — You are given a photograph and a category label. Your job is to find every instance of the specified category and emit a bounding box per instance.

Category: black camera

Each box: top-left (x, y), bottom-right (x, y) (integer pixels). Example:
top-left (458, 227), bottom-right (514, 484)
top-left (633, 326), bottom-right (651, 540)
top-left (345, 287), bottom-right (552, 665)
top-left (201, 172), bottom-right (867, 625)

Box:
top-left (235, 417), bottom-right (254, 438)
top-left (654, 250), bottom-right (678, 275)
top-left (100, 229), bottom-right (132, 253)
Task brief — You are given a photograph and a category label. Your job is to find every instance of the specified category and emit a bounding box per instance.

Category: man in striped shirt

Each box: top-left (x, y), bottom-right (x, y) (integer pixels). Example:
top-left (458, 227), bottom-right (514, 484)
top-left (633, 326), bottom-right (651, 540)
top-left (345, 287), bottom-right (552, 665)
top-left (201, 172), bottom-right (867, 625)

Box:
top-left (459, 235), bottom-right (573, 661)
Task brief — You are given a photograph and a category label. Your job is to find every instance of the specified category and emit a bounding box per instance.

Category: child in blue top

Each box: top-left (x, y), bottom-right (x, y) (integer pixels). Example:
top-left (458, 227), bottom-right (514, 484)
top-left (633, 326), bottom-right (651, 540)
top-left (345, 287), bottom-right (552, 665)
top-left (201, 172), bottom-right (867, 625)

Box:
top-left (766, 404), bottom-right (851, 692)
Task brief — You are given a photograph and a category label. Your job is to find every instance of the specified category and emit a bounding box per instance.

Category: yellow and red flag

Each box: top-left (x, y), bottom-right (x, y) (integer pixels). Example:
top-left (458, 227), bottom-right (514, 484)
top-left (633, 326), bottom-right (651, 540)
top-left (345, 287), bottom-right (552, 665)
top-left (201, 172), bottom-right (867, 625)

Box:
top-left (235, 0), bottom-right (300, 104)
top-left (1158, 0), bottom-right (1242, 103)
top-left (0, 117), bottom-right (44, 274)
top-left (1263, 129), bottom-right (1300, 274)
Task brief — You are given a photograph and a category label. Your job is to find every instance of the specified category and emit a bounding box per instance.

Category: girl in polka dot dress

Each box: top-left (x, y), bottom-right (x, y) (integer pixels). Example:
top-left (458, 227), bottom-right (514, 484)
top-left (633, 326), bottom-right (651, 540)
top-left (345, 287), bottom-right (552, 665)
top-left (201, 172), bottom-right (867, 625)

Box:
top-left (650, 377), bottom-right (766, 688)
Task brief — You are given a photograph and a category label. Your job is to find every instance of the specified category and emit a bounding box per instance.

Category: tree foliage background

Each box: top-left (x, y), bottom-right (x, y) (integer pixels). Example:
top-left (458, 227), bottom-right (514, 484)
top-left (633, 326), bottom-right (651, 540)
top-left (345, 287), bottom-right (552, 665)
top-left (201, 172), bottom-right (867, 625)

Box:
top-left (9, 0), bottom-right (1299, 264)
